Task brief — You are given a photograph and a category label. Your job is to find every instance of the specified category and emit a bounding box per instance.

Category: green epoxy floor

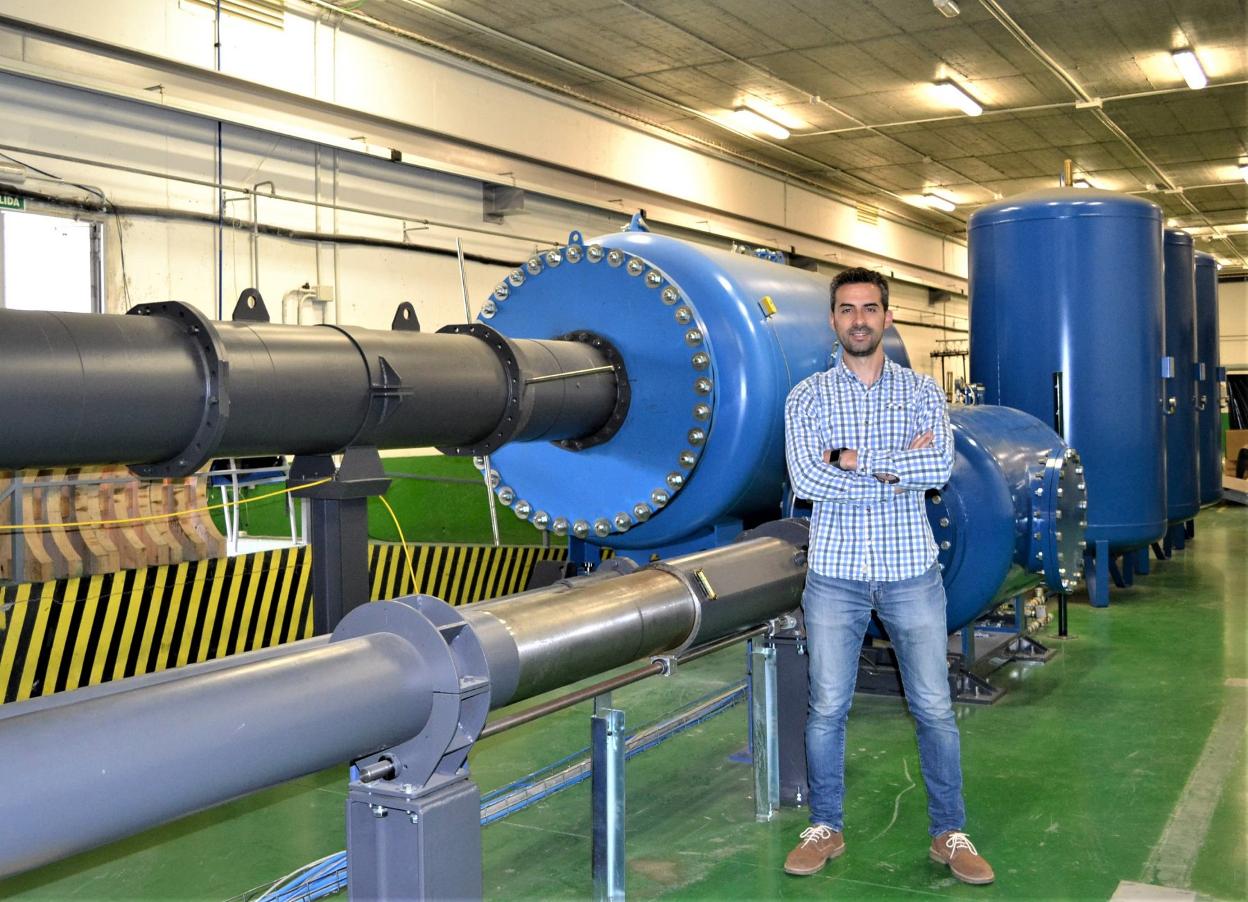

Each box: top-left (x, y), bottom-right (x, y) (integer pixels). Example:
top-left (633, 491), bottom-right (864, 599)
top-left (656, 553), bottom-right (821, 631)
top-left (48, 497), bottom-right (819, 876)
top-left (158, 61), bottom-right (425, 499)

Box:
top-left (2, 505), bottom-right (1244, 901)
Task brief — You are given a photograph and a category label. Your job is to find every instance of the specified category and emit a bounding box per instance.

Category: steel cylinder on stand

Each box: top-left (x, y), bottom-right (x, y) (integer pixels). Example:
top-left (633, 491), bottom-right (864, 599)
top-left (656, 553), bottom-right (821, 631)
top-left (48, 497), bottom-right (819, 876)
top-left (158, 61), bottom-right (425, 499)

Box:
top-left (1195, 251), bottom-right (1224, 506)
top-left (1161, 229), bottom-right (1200, 552)
top-left (968, 188), bottom-right (1166, 606)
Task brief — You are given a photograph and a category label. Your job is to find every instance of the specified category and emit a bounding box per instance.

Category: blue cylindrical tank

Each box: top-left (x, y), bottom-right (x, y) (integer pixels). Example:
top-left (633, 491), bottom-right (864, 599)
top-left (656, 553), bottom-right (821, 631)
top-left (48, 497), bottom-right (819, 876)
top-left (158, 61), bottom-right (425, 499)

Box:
top-left (482, 229), bottom-right (908, 551)
top-left (968, 188), bottom-right (1166, 554)
top-left (927, 406), bottom-right (1085, 631)
top-left (1194, 252), bottom-right (1222, 506)
top-left (1163, 229), bottom-right (1200, 524)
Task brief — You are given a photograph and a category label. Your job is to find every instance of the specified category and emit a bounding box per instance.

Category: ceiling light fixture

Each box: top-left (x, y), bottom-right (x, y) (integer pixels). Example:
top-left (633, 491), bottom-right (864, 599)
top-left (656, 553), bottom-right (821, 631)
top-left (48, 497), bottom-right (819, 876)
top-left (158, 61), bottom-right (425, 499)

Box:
top-left (932, 0), bottom-right (960, 17)
top-left (1239, 162), bottom-right (1248, 184)
top-left (731, 107), bottom-right (790, 140)
top-left (933, 80), bottom-right (982, 116)
top-left (923, 192), bottom-right (957, 212)
top-left (1171, 49), bottom-right (1208, 90)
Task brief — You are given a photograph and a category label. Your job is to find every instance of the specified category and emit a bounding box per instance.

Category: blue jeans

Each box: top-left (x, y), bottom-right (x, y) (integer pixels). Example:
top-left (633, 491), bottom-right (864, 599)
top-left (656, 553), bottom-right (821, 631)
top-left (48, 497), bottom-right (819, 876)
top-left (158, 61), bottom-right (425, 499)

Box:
top-left (803, 564), bottom-right (965, 836)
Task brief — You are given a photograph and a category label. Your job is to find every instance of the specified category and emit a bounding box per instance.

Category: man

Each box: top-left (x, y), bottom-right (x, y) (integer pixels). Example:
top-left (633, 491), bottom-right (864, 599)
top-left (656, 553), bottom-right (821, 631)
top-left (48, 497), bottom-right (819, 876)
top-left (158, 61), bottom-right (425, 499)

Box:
top-left (781, 267), bottom-right (993, 886)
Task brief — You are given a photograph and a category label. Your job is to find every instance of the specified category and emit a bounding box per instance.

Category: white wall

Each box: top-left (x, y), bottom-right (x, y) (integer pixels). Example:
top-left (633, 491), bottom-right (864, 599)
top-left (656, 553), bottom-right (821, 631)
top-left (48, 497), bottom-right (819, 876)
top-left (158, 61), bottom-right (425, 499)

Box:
top-left (1219, 279), bottom-right (1248, 373)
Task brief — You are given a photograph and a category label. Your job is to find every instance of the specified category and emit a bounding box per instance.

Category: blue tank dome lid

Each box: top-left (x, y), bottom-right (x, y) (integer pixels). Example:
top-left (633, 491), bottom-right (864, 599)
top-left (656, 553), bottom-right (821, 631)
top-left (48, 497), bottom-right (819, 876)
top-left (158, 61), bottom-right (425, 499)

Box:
top-left (1194, 250), bottom-right (1217, 267)
top-left (969, 188), bottom-right (1162, 230)
top-left (1164, 227), bottom-right (1193, 247)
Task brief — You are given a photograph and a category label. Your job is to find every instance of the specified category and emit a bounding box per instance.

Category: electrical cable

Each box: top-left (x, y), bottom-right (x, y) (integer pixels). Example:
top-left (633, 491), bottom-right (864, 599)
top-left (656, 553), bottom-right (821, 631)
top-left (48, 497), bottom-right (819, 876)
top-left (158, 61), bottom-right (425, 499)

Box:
top-left (377, 495), bottom-right (418, 592)
top-left (0, 477), bottom-right (330, 532)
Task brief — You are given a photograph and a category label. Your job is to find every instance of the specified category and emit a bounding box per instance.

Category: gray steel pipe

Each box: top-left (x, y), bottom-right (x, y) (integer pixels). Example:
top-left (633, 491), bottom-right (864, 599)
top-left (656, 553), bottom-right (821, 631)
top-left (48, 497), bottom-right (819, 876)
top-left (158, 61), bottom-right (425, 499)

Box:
top-left (463, 533), bottom-right (808, 706)
top-left (0, 307), bottom-right (618, 474)
top-left (0, 529), bottom-right (806, 879)
top-left (0, 633), bottom-right (433, 877)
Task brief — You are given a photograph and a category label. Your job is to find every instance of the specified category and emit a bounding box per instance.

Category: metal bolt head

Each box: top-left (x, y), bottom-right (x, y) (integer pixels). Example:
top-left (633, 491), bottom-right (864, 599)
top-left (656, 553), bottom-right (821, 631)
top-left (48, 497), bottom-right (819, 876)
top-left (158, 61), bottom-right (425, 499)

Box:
top-left (661, 286), bottom-right (679, 305)
top-left (694, 377), bottom-right (713, 395)
top-left (1064, 448), bottom-right (1076, 460)
top-left (408, 813), bottom-right (420, 824)
top-left (586, 244), bottom-right (604, 263)
top-left (480, 300), bottom-right (497, 319)
top-left (1077, 500), bottom-right (1087, 510)
top-left (572, 520), bottom-right (590, 539)
top-left (593, 518), bottom-right (612, 537)
top-left (940, 540), bottom-right (951, 550)
top-left (645, 270), bottom-right (662, 288)
top-left (488, 469), bottom-right (500, 488)
top-left (1036, 551), bottom-right (1044, 561)
top-left (1075, 465), bottom-right (1084, 475)
top-left (607, 249), bottom-right (624, 267)
top-left (371, 805), bottom-right (387, 818)
top-left (666, 471), bottom-right (685, 490)
top-left (497, 486), bottom-right (515, 505)
top-left (1077, 482), bottom-right (1086, 491)
top-left (687, 428), bottom-right (706, 446)
top-left (1034, 487), bottom-right (1044, 497)
top-left (632, 502), bottom-right (652, 521)
top-left (679, 450), bottom-right (697, 468)
top-left (939, 517), bottom-right (950, 527)
top-left (651, 488), bottom-right (670, 507)
top-left (693, 403), bottom-right (711, 421)
top-left (526, 256), bottom-right (543, 275)
top-left (1033, 531), bottom-right (1042, 541)
top-left (626, 258), bottom-right (645, 276)
top-left (674, 306), bottom-right (693, 325)
top-left (565, 244), bottom-right (583, 264)
top-left (552, 516), bottom-right (569, 536)
top-left (613, 512), bottom-right (632, 531)
top-left (514, 500), bottom-right (532, 519)
top-left (691, 352), bottom-right (710, 370)
top-left (472, 455), bottom-right (486, 469)
top-left (1056, 486), bottom-right (1064, 497)
top-left (685, 328), bottom-right (703, 346)
top-left (493, 283), bottom-right (510, 301)
top-left (533, 510), bottom-right (550, 529)
top-left (545, 250), bottom-right (562, 268)
top-left (1055, 530), bottom-right (1063, 541)
top-left (508, 269), bottom-right (526, 287)
top-left (1055, 509), bottom-right (1063, 520)
top-left (930, 493), bottom-right (942, 505)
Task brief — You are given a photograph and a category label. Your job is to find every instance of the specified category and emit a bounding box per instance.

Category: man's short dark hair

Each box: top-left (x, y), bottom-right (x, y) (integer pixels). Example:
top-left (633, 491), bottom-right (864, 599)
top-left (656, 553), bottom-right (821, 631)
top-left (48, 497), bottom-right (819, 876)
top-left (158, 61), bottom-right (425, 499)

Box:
top-left (830, 267), bottom-right (889, 311)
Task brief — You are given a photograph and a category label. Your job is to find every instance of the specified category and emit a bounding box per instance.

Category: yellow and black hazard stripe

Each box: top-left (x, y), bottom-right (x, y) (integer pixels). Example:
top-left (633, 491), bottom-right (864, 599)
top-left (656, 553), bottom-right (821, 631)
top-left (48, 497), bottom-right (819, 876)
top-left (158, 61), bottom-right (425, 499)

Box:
top-left (0, 541), bottom-right (598, 705)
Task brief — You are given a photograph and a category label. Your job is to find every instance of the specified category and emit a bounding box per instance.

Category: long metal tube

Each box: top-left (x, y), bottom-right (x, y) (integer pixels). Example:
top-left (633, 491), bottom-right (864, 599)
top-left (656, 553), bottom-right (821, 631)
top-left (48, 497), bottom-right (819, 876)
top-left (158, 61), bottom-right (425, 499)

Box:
top-left (0, 307), bottom-right (618, 474)
top-left (0, 633), bottom-right (434, 877)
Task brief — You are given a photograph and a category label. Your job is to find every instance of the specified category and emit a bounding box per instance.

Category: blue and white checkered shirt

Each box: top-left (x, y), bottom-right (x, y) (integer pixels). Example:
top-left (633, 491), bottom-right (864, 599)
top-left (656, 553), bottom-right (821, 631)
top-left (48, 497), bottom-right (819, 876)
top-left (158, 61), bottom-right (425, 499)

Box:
top-left (784, 357), bottom-right (953, 582)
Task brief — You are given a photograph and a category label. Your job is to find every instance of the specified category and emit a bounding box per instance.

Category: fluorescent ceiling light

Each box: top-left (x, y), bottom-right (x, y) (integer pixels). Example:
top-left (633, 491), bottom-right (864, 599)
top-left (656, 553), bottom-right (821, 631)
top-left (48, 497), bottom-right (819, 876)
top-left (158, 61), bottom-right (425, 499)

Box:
top-left (731, 107), bottom-right (790, 140)
top-left (1171, 50), bottom-right (1207, 89)
top-left (1240, 162), bottom-right (1248, 184)
top-left (933, 80), bottom-right (982, 116)
top-left (741, 97), bottom-right (806, 131)
top-left (923, 192), bottom-right (957, 212)
top-left (932, 0), bottom-right (960, 16)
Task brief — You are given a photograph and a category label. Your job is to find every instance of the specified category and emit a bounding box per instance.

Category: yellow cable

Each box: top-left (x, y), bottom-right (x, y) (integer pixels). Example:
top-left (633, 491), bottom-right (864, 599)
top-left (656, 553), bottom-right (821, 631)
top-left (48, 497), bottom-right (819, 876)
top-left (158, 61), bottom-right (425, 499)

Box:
top-left (378, 495), bottom-right (419, 593)
top-left (0, 477), bottom-right (332, 533)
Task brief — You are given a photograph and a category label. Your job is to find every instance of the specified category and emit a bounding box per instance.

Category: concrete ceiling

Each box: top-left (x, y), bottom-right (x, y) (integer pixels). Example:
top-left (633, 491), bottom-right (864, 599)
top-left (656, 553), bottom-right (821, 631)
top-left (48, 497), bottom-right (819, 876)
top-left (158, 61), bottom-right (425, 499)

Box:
top-left (326, 0), bottom-right (1248, 267)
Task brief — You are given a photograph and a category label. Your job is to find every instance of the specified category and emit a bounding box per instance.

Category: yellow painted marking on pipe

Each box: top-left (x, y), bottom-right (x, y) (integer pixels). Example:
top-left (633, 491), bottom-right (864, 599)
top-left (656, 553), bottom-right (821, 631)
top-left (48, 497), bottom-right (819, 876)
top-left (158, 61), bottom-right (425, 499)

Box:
top-left (157, 563), bottom-right (190, 672)
top-left (197, 562), bottom-right (228, 663)
top-left (136, 565), bottom-right (169, 672)
top-left (15, 582), bottom-right (56, 701)
top-left (44, 577), bottom-right (81, 695)
top-left (214, 561), bottom-right (247, 659)
top-left (112, 568), bottom-right (148, 681)
top-left (90, 577), bottom-right (125, 686)
top-left (67, 575), bottom-right (104, 691)
top-left (231, 556), bottom-right (264, 655)
top-left (179, 561), bottom-right (208, 668)
top-left (0, 584), bottom-right (31, 698)
top-left (253, 550), bottom-right (283, 652)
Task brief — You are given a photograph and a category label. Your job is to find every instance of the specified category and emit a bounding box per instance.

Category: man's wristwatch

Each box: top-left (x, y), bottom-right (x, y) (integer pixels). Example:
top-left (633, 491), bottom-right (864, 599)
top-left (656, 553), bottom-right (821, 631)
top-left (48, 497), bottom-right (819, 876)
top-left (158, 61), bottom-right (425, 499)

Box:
top-left (828, 447), bottom-right (846, 468)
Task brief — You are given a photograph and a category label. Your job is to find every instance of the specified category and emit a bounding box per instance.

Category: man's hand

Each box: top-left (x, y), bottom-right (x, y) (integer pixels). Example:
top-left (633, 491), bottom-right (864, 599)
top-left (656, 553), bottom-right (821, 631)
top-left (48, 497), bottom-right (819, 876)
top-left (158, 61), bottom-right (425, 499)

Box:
top-left (909, 430), bottom-right (934, 450)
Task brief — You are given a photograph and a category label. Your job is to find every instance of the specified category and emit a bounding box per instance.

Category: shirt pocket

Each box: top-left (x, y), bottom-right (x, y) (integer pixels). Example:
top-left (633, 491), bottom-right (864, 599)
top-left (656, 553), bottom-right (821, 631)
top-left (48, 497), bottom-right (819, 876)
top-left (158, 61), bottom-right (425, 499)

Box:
top-left (882, 382), bottom-right (914, 446)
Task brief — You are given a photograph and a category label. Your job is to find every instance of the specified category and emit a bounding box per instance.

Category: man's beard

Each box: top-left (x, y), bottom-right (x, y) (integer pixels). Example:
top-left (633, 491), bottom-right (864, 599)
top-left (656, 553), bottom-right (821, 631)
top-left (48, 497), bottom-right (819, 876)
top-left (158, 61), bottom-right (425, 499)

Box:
top-left (839, 329), bottom-right (883, 357)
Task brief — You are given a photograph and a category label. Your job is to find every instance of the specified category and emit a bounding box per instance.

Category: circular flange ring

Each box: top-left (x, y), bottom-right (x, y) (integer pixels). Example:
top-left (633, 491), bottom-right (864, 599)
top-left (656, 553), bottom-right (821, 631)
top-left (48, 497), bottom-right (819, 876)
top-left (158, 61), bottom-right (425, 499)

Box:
top-left (435, 321), bottom-right (523, 458)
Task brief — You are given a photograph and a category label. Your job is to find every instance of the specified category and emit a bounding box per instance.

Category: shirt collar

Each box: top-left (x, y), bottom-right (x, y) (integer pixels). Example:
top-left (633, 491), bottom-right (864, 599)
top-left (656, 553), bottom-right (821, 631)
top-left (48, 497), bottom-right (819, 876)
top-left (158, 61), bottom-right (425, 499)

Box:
top-left (834, 352), bottom-right (895, 389)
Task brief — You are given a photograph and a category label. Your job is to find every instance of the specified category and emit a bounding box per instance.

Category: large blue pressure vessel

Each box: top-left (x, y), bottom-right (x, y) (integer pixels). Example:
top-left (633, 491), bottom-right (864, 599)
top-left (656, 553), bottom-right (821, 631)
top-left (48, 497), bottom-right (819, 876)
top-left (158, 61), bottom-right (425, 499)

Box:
top-left (1194, 252), bottom-right (1223, 506)
top-left (1162, 229), bottom-right (1199, 526)
top-left (477, 227), bottom-right (1085, 634)
top-left (968, 189), bottom-right (1166, 565)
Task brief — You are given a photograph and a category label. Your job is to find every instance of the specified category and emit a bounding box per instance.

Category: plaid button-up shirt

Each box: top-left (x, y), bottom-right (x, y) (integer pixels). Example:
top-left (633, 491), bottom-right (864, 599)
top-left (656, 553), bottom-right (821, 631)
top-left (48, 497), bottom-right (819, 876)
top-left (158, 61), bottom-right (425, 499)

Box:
top-left (784, 357), bottom-right (954, 582)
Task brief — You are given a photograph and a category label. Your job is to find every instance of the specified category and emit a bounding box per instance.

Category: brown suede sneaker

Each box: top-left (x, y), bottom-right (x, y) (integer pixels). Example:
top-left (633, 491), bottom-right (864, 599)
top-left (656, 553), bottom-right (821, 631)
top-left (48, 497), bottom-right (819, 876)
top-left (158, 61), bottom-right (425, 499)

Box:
top-left (930, 831), bottom-right (994, 885)
top-left (783, 825), bottom-right (845, 876)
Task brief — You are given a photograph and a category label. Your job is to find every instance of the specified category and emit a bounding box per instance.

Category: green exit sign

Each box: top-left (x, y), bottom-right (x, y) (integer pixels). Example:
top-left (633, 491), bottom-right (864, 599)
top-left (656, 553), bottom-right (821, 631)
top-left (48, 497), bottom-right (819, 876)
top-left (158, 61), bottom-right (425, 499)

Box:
top-left (0, 193), bottom-right (24, 211)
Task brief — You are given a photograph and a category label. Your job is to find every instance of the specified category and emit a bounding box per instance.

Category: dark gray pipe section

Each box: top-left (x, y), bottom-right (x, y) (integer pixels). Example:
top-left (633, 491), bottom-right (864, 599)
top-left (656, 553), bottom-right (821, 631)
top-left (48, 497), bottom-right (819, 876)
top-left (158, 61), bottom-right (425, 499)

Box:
top-left (0, 633), bottom-right (432, 877)
top-left (0, 307), bottom-right (617, 473)
top-left (463, 535), bottom-right (807, 707)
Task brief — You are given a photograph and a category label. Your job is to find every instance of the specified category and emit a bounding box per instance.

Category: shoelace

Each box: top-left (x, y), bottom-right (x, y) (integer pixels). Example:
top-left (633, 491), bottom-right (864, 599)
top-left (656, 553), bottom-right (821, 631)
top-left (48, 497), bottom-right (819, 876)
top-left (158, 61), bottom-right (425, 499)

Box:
top-left (944, 832), bottom-right (978, 856)
top-left (799, 825), bottom-right (835, 846)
